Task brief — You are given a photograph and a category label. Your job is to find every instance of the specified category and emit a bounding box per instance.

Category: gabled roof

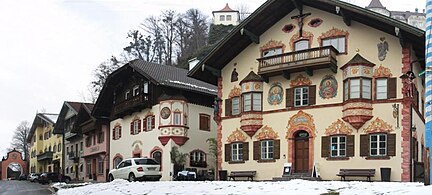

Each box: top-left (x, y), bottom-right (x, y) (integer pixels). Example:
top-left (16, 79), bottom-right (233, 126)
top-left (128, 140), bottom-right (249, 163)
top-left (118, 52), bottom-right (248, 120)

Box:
top-left (72, 103), bottom-right (96, 134)
top-left (188, 0), bottom-right (425, 85)
top-left (27, 113), bottom-right (59, 142)
top-left (53, 101), bottom-right (89, 134)
top-left (366, 0), bottom-right (385, 9)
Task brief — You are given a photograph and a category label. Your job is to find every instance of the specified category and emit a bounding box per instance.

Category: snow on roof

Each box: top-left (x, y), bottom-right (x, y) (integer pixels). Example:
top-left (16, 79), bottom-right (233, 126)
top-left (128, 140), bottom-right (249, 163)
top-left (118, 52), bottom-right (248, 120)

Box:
top-left (41, 113), bottom-right (59, 124)
top-left (164, 80), bottom-right (218, 93)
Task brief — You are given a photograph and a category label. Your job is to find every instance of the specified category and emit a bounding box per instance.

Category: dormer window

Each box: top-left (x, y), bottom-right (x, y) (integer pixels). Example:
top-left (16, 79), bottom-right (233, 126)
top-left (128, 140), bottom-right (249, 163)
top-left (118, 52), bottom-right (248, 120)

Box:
top-left (133, 85), bottom-right (139, 96)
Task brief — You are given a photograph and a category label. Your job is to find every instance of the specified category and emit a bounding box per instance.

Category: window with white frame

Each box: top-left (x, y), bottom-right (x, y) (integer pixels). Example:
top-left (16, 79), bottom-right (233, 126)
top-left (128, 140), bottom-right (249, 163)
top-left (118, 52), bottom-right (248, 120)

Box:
top-left (344, 81), bottom-right (349, 101)
top-left (294, 87), bottom-right (309, 107)
top-left (350, 79), bottom-right (360, 99)
top-left (243, 93), bottom-right (262, 112)
top-left (330, 136), bottom-right (346, 157)
top-left (232, 97), bottom-right (240, 115)
top-left (133, 85), bottom-right (139, 96)
top-left (125, 90), bottom-right (130, 100)
top-left (243, 93), bottom-right (251, 112)
top-left (362, 78), bottom-right (372, 99)
top-left (370, 134), bottom-right (387, 156)
top-left (174, 113), bottom-right (181, 125)
top-left (322, 37), bottom-right (346, 53)
top-left (252, 93), bottom-right (262, 111)
top-left (220, 15), bottom-right (225, 21)
top-left (231, 142), bottom-right (243, 161)
top-left (146, 116), bottom-right (153, 131)
top-left (226, 15), bottom-right (232, 21)
top-left (345, 78), bottom-right (371, 100)
top-left (98, 158), bottom-right (104, 175)
top-left (114, 126), bottom-right (121, 140)
top-left (143, 82), bottom-right (149, 93)
top-left (376, 78), bottom-right (388, 100)
top-left (261, 140), bottom-right (274, 160)
top-left (190, 150), bottom-right (206, 167)
top-left (133, 120), bottom-right (139, 134)
top-left (262, 48), bottom-right (283, 57)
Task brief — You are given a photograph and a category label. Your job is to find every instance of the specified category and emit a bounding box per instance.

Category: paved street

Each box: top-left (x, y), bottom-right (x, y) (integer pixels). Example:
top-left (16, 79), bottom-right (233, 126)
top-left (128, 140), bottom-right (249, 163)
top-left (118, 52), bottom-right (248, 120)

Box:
top-left (0, 180), bottom-right (52, 195)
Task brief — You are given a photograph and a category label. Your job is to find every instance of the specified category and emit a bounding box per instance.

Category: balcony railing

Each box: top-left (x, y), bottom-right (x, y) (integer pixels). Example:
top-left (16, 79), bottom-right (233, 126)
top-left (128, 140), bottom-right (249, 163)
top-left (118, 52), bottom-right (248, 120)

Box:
top-left (68, 151), bottom-right (80, 162)
top-left (37, 151), bottom-right (54, 161)
top-left (113, 94), bottom-right (150, 116)
top-left (257, 46), bottom-right (338, 77)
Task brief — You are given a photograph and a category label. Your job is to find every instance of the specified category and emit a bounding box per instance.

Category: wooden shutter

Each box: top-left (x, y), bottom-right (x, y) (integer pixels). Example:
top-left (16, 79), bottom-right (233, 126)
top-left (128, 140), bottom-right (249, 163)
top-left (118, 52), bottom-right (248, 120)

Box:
top-left (138, 120), bottom-right (141, 133)
top-left (309, 85), bottom-right (316, 105)
top-left (243, 142), bottom-right (249, 161)
top-left (321, 136), bottom-right (329, 158)
top-left (388, 77), bottom-right (397, 99)
top-left (199, 115), bottom-right (204, 130)
top-left (130, 122), bottom-right (134, 135)
top-left (224, 144), bottom-right (231, 162)
top-left (253, 141), bottom-right (260, 160)
top-left (387, 133), bottom-right (396, 156)
top-left (112, 128), bottom-right (115, 140)
top-left (119, 126), bottom-right (122, 138)
top-left (286, 88), bottom-right (294, 108)
top-left (151, 116), bottom-right (155, 129)
top-left (346, 135), bottom-right (355, 157)
top-left (225, 99), bottom-right (232, 116)
top-left (360, 134), bottom-right (369, 157)
top-left (274, 140), bottom-right (280, 159)
top-left (143, 118), bottom-right (147, 131)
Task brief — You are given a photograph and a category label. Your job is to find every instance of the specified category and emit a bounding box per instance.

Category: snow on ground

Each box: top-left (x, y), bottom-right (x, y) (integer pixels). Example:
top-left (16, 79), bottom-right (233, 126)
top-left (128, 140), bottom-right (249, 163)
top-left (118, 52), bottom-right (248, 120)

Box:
top-left (57, 179), bottom-right (432, 195)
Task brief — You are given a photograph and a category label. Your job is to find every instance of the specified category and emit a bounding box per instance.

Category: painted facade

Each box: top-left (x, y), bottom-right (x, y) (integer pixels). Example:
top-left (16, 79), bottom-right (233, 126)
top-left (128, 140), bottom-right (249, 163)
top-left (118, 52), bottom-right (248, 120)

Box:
top-left (28, 113), bottom-right (62, 174)
top-left (92, 60), bottom-right (217, 181)
top-left (190, 1), bottom-right (425, 182)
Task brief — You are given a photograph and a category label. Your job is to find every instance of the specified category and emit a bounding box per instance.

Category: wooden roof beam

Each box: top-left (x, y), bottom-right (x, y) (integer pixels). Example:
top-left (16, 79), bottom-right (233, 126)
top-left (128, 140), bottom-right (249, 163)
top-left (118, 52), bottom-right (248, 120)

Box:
top-left (340, 9), bottom-right (351, 26)
top-left (292, 0), bottom-right (303, 12)
top-left (240, 28), bottom-right (260, 44)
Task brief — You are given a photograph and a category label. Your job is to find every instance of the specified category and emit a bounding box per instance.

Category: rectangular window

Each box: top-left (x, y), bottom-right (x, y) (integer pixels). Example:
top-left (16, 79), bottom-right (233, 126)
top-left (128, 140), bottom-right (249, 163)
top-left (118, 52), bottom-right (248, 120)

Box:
top-left (362, 78), bottom-right (371, 99)
top-left (376, 78), bottom-right (388, 100)
top-left (220, 15), bottom-right (225, 21)
top-left (174, 113), bottom-right (181, 125)
top-left (252, 93), bottom-right (262, 111)
top-left (262, 48), bottom-right (283, 57)
top-left (133, 85), bottom-right (139, 96)
top-left (294, 87), bottom-right (309, 107)
top-left (344, 81), bottom-right (349, 101)
top-left (232, 97), bottom-right (240, 115)
top-left (146, 116), bottom-right (153, 131)
top-left (226, 15), bottom-right (232, 21)
top-left (231, 143), bottom-right (243, 161)
top-left (370, 134), bottom-right (387, 156)
top-left (125, 90), bottom-right (130, 100)
top-left (143, 82), bottom-right (149, 94)
top-left (114, 127), bottom-right (120, 140)
top-left (86, 161), bottom-right (91, 177)
top-left (322, 37), bottom-right (346, 53)
top-left (350, 79), bottom-right (360, 99)
top-left (86, 136), bottom-right (91, 147)
top-left (243, 93), bottom-right (251, 112)
top-left (98, 158), bottom-right (104, 175)
top-left (330, 136), bottom-right (346, 157)
top-left (261, 140), bottom-right (274, 160)
top-left (133, 120), bottom-right (139, 134)
top-left (199, 114), bottom-right (210, 131)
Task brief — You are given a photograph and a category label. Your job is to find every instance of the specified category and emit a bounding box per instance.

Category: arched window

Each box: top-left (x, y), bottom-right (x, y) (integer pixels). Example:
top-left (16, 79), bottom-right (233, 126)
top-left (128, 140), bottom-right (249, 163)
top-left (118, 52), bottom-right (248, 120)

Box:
top-left (152, 150), bottom-right (162, 165)
top-left (190, 150), bottom-right (207, 168)
top-left (53, 144), bottom-right (57, 153)
top-left (58, 143), bottom-right (61, 152)
top-left (113, 156), bottom-right (123, 168)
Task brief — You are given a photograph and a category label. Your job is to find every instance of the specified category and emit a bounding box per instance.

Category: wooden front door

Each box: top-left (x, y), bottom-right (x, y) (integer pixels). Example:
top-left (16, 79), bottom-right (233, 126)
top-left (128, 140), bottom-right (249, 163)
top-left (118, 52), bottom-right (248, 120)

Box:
top-left (294, 130), bottom-right (309, 173)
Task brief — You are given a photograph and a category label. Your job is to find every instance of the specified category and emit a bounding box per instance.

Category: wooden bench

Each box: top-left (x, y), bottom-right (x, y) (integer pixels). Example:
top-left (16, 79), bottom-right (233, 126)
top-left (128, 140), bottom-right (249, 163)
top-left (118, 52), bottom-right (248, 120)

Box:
top-left (337, 169), bottom-right (375, 182)
top-left (228, 171), bottom-right (256, 181)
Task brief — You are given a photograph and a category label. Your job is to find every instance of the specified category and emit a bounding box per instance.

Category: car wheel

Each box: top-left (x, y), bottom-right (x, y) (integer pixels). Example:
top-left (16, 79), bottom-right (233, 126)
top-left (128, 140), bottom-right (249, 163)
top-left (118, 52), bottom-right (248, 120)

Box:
top-left (128, 173), bottom-right (136, 182)
top-left (109, 174), bottom-right (114, 182)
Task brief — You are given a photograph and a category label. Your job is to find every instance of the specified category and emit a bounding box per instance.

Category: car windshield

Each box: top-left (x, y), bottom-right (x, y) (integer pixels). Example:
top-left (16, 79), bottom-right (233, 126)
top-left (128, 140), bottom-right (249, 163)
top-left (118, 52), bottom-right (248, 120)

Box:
top-left (134, 159), bottom-right (159, 165)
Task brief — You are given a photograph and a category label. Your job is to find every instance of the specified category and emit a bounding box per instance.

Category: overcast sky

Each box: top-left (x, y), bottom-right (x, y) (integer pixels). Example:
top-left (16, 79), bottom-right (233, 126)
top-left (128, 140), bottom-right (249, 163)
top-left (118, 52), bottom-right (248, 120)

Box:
top-left (0, 0), bottom-right (426, 157)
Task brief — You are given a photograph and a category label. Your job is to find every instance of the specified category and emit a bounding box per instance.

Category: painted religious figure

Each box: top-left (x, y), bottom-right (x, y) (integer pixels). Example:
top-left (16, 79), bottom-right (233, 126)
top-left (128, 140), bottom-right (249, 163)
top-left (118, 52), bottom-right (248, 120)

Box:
top-left (377, 37), bottom-right (389, 61)
top-left (231, 68), bottom-right (238, 82)
top-left (268, 82), bottom-right (283, 105)
top-left (319, 75), bottom-right (338, 99)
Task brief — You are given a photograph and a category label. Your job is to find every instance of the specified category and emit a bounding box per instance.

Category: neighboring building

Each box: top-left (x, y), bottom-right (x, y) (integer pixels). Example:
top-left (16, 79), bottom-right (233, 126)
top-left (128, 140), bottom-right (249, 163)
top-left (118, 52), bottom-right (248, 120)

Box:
top-left (213, 3), bottom-right (240, 26)
top-left (0, 150), bottom-right (26, 180)
top-left (53, 102), bottom-right (88, 181)
top-left (28, 113), bottom-right (61, 174)
top-left (92, 59), bottom-right (217, 181)
top-left (366, 0), bottom-right (426, 30)
top-left (74, 103), bottom-right (110, 182)
top-left (189, 0), bottom-right (425, 182)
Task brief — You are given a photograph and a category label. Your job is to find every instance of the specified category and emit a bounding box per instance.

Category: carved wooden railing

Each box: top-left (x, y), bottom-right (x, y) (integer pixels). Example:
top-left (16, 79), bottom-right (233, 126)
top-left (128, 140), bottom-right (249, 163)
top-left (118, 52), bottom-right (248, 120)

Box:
top-left (113, 94), bottom-right (149, 116)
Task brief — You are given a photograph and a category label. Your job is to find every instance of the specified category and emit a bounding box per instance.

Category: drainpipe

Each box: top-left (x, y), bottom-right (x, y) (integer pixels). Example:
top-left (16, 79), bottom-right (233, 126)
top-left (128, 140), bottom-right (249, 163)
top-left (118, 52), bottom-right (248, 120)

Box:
top-left (62, 125), bottom-right (65, 176)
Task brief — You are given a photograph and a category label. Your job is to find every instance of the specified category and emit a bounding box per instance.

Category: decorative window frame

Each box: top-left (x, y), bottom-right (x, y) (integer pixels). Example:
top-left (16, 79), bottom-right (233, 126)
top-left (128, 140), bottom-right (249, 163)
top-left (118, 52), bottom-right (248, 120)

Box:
top-left (150, 147), bottom-right (163, 171)
top-left (260, 40), bottom-right (286, 57)
top-left (362, 118), bottom-right (395, 160)
top-left (112, 123), bottom-right (122, 140)
top-left (308, 18), bottom-right (323, 28)
top-left (289, 31), bottom-right (314, 51)
top-left (189, 149), bottom-right (207, 168)
top-left (130, 116), bottom-right (141, 135)
top-left (373, 65), bottom-right (395, 101)
top-left (317, 27), bottom-right (349, 55)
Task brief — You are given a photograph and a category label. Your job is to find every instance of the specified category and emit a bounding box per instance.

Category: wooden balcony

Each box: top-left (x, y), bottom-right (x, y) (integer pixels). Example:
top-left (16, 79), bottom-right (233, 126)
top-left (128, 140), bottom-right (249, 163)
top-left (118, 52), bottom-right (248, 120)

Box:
top-left (257, 46), bottom-right (338, 79)
top-left (113, 94), bottom-right (151, 117)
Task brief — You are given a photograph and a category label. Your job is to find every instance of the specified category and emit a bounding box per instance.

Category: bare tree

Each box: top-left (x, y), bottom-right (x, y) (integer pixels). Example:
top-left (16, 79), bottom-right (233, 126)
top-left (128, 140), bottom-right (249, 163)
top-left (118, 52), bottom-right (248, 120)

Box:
top-left (141, 16), bottom-right (165, 64)
top-left (161, 10), bottom-right (177, 66)
top-left (236, 4), bottom-right (251, 21)
top-left (91, 56), bottom-right (121, 96)
top-left (9, 121), bottom-right (30, 160)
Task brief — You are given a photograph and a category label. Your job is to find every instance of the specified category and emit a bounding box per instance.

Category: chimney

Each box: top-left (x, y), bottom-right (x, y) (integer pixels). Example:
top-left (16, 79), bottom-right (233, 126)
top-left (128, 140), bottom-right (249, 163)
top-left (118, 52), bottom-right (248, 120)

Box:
top-left (188, 58), bottom-right (199, 71)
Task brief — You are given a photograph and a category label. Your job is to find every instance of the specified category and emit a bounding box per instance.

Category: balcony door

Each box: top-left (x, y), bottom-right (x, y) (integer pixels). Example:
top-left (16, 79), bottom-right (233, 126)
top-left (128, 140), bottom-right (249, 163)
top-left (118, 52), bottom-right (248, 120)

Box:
top-left (294, 40), bottom-right (309, 61)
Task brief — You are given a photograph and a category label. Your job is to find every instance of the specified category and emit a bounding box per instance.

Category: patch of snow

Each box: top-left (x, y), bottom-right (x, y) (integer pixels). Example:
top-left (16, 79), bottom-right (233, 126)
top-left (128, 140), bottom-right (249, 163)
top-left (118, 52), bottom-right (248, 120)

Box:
top-left (165, 80), bottom-right (217, 93)
top-left (57, 179), bottom-right (432, 195)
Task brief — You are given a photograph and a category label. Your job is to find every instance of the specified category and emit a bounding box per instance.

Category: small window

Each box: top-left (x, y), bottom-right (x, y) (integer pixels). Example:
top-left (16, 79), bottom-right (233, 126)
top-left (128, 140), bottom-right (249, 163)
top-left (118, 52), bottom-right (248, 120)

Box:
top-left (190, 150), bottom-right (206, 167)
top-left (86, 135), bottom-right (92, 147)
top-left (294, 87), bottom-right (309, 107)
top-left (133, 120), bottom-right (140, 134)
top-left (174, 113), bottom-right (181, 125)
top-left (114, 126), bottom-right (121, 140)
top-left (294, 40), bottom-right (309, 51)
top-left (350, 79), bottom-right (360, 99)
top-left (322, 37), bottom-right (346, 53)
top-left (220, 15), bottom-right (225, 21)
top-left (143, 82), bottom-right (149, 94)
top-left (226, 15), bottom-right (232, 21)
top-left (133, 85), bottom-right (139, 96)
top-left (370, 134), bottom-right (387, 156)
top-left (87, 161), bottom-right (91, 176)
top-left (58, 143), bottom-right (61, 152)
top-left (243, 93), bottom-right (262, 112)
top-left (146, 116), bottom-right (153, 131)
top-left (376, 78), bottom-right (388, 100)
top-left (53, 145), bottom-right (57, 153)
top-left (252, 93), bottom-right (262, 111)
top-left (80, 142), bottom-right (83, 152)
top-left (243, 93), bottom-right (251, 112)
top-left (80, 164), bottom-right (83, 172)
top-left (125, 90), bottom-right (130, 100)
top-left (98, 158), bottom-right (104, 175)
top-left (199, 114), bottom-right (210, 131)
top-left (232, 97), bottom-right (240, 115)
top-left (66, 147), bottom-right (69, 154)
top-left (261, 140), bottom-right (274, 160)
top-left (362, 78), bottom-right (372, 99)
top-left (231, 142), bottom-right (243, 161)
top-left (345, 78), bottom-right (371, 100)
top-left (66, 167), bottom-right (69, 174)
top-left (330, 136), bottom-right (346, 157)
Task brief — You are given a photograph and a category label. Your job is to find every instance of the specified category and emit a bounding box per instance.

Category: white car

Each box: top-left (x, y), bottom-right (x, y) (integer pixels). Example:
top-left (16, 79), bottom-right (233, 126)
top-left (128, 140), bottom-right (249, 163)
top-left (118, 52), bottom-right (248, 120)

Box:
top-left (28, 173), bottom-right (40, 182)
top-left (108, 158), bottom-right (161, 182)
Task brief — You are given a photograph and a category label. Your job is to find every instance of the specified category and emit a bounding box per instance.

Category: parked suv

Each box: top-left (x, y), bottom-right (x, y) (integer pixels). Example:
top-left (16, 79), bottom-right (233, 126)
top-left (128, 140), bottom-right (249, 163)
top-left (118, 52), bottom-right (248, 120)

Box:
top-left (108, 158), bottom-right (161, 182)
top-left (39, 172), bottom-right (71, 184)
top-left (28, 173), bottom-right (40, 182)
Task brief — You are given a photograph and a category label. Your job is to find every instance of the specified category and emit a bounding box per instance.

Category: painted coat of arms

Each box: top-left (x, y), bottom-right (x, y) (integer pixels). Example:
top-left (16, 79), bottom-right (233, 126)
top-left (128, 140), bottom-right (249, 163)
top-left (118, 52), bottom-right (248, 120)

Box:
top-left (319, 75), bottom-right (338, 99)
top-left (268, 82), bottom-right (283, 105)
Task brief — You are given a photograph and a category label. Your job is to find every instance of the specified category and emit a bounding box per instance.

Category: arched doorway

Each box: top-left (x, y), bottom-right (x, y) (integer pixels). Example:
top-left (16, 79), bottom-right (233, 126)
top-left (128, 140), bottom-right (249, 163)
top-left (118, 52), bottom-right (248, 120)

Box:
top-left (294, 130), bottom-right (309, 173)
top-left (151, 150), bottom-right (162, 170)
top-left (7, 163), bottom-right (22, 180)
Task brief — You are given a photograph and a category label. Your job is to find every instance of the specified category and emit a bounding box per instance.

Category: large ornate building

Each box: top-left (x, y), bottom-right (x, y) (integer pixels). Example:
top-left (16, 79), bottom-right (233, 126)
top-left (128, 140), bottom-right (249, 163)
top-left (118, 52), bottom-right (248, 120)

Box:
top-left (189, 0), bottom-right (425, 182)
top-left (92, 59), bottom-right (217, 181)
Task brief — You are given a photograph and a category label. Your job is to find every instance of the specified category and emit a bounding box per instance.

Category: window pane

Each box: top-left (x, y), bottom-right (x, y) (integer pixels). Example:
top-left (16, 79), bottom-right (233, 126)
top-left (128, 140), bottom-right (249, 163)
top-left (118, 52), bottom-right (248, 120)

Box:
top-left (232, 97), bottom-right (240, 115)
top-left (379, 135), bottom-right (386, 141)
top-left (350, 79), bottom-right (360, 98)
top-left (371, 149), bottom-right (377, 155)
top-left (376, 79), bottom-right (387, 99)
top-left (344, 81), bottom-right (349, 100)
top-left (371, 135), bottom-right (377, 141)
top-left (253, 93), bottom-right (262, 111)
top-left (362, 79), bottom-right (371, 99)
top-left (295, 40), bottom-right (309, 51)
top-left (243, 94), bottom-right (251, 112)
top-left (379, 149), bottom-right (386, 155)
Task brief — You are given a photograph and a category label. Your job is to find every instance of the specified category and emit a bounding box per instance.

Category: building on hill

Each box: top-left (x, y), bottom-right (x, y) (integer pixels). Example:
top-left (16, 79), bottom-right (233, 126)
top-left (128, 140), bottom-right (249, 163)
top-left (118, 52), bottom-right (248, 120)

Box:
top-left (53, 102), bottom-right (90, 181)
top-left (28, 113), bottom-right (61, 174)
top-left (213, 3), bottom-right (240, 26)
top-left (366, 0), bottom-right (425, 30)
top-left (189, 0), bottom-right (426, 182)
top-left (92, 59), bottom-right (217, 181)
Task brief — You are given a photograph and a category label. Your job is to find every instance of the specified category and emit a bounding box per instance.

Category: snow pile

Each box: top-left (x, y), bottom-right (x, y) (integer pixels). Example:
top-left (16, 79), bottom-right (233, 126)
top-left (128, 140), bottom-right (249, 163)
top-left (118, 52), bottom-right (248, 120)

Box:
top-left (57, 179), bottom-right (432, 195)
top-left (52, 182), bottom-right (92, 190)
